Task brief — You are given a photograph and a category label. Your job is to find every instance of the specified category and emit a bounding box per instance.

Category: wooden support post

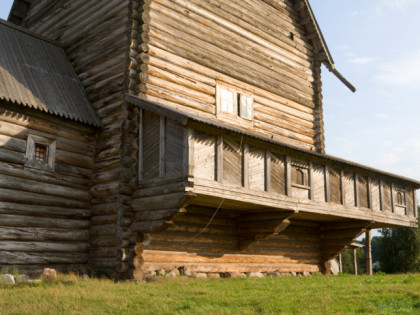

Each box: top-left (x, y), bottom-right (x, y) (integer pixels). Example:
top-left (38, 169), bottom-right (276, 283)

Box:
top-left (340, 170), bottom-right (345, 205)
top-left (183, 127), bottom-right (194, 178)
top-left (324, 165), bottom-right (330, 203)
top-left (354, 173), bottom-right (359, 208)
top-left (339, 254), bottom-right (342, 273)
top-left (309, 162), bottom-right (314, 200)
top-left (216, 135), bottom-right (223, 182)
top-left (367, 177), bottom-right (372, 209)
top-left (138, 109), bottom-right (144, 181)
top-left (265, 150), bottom-right (271, 193)
top-left (391, 183), bottom-right (395, 213)
top-left (379, 180), bottom-right (384, 211)
top-left (366, 229), bottom-right (373, 275)
top-left (285, 155), bottom-right (292, 196)
top-left (242, 143), bottom-right (249, 189)
top-left (353, 248), bottom-right (358, 276)
top-left (414, 190), bottom-right (418, 218)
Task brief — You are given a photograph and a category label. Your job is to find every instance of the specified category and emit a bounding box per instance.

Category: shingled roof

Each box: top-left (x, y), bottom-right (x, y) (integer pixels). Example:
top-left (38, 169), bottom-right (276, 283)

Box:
top-left (0, 19), bottom-right (100, 126)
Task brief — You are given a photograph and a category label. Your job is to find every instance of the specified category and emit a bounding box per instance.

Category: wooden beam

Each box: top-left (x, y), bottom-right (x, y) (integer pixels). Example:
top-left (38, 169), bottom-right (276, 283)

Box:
top-left (265, 150), bottom-right (271, 193)
top-left (379, 179), bottom-right (384, 211)
top-left (367, 177), bottom-right (372, 209)
top-left (414, 190), bottom-right (418, 218)
top-left (309, 162), bottom-right (314, 200)
top-left (354, 173), bottom-right (360, 208)
top-left (366, 229), bottom-right (373, 275)
top-left (216, 135), bottom-right (223, 182)
top-left (183, 127), bottom-right (194, 178)
top-left (391, 183), bottom-right (395, 213)
top-left (340, 170), bottom-right (345, 205)
top-left (285, 155), bottom-right (292, 196)
top-left (243, 143), bottom-right (249, 189)
top-left (324, 165), bottom-right (330, 203)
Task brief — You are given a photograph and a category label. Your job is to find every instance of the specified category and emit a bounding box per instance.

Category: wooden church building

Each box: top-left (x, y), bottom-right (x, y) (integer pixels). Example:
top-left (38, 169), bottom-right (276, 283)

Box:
top-left (1, 0), bottom-right (419, 279)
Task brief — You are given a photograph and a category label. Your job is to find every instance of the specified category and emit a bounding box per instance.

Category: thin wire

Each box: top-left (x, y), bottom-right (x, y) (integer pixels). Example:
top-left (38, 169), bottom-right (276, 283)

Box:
top-left (181, 132), bottom-right (245, 245)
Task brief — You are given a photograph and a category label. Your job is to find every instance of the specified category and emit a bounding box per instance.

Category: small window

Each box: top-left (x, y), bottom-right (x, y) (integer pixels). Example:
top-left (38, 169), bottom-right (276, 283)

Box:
top-left (34, 144), bottom-right (48, 162)
top-left (25, 134), bottom-right (56, 171)
top-left (217, 83), bottom-right (253, 120)
top-left (296, 169), bottom-right (305, 186)
top-left (292, 166), bottom-right (308, 187)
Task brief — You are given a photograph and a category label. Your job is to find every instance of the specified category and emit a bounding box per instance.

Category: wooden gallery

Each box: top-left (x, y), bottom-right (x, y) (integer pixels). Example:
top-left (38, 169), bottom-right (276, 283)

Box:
top-left (0, 0), bottom-right (418, 279)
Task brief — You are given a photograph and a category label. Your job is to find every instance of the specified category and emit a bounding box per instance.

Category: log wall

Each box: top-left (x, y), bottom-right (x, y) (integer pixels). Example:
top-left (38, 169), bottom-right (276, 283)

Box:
top-left (0, 106), bottom-right (94, 272)
top-left (139, 0), bottom-right (322, 151)
top-left (143, 208), bottom-right (321, 274)
top-left (22, 0), bottom-right (132, 277)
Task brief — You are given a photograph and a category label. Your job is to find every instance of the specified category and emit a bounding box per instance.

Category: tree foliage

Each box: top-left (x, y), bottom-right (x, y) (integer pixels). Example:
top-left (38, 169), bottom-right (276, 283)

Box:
top-left (379, 206), bottom-right (420, 273)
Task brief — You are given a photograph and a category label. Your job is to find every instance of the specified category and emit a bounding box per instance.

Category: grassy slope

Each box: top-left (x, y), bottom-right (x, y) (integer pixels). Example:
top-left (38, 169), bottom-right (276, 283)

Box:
top-left (0, 274), bottom-right (419, 314)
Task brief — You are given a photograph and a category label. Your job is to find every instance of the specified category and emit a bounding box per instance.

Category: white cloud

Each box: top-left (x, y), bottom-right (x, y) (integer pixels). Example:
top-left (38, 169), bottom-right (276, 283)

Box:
top-left (375, 113), bottom-right (390, 119)
top-left (374, 50), bottom-right (420, 88)
top-left (349, 57), bottom-right (376, 65)
top-left (380, 0), bottom-right (416, 9)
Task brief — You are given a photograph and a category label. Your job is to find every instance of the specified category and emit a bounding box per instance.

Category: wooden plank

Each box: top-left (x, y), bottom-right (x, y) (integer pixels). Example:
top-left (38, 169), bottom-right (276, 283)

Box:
top-left (270, 153), bottom-right (285, 195)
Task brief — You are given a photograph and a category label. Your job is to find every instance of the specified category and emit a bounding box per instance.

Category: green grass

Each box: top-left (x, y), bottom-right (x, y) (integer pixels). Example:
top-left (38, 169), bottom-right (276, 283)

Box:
top-left (1, 273), bottom-right (419, 314)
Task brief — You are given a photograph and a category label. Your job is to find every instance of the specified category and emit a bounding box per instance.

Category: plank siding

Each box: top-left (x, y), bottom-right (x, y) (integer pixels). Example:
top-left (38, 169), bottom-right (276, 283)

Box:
top-left (0, 107), bottom-right (93, 271)
top-left (141, 0), bottom-right (320, 151)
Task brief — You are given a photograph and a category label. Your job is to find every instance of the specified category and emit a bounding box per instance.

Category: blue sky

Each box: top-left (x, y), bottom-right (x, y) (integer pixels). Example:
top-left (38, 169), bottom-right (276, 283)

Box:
top-left (1, 1), bottom-right (418, 203)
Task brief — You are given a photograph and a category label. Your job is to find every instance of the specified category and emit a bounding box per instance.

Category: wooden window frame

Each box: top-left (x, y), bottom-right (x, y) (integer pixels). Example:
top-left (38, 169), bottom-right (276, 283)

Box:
top-left (25, 134), bottom-right (56, 171)
top-left (216, 82), bottom-right (254, 122)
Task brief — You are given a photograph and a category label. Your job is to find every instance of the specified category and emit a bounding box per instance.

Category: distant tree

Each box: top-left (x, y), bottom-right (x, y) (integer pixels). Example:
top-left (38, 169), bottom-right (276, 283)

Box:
top-left (379, 206), bottom-right (420, 273)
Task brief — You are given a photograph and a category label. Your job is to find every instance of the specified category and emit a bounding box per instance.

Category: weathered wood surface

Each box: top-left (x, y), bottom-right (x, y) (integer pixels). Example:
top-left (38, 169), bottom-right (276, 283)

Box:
top-left (0, 108), bottom-right (93, 270)
top-left (138, 0), bottom-right (321, 151)
top-left (22, 0), bottom-right (132, 277)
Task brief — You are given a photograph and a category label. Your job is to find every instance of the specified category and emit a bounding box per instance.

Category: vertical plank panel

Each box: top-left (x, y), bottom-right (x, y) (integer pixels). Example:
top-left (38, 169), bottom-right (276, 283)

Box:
top-left (248, 146), bottom-right (265, 191)
top-left (371, 179), bottom-right (381, 211)
top-left (312, 164), bottom-right (325, 202)
top-left (223, 137), bottom-right (241, 186)
top-left (382, 182), bottom-right (392, 212)
top-left (271, 153), bottom-right (285, 195)
top-left (166, 119), bottom-right (184, 177)
top-left (309, 162), bottom-right (314, 200)
top-left (329, 167), bottom-right (340, 204)
top-left (343, 172), bottom-right (355, 207)
top-left (358, 175), bottom-right (369, 209)
top-left (143, 111), bottom-right (160, 180)
top-left (354, 173), bottom-right (359, 208)
top-left (192, 131), bottom-right (216, 181)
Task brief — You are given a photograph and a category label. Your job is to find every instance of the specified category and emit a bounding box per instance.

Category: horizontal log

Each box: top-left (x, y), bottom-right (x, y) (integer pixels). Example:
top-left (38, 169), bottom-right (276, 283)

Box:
top-left (0, 241), bottom-right (90, 252)
top-left (0, 226), bottom-right (89, 242)
top-left (0, 201), bottom-right (90, 218)
top-left (0, 214), bottom-right (90, 229)
top-left (142, 262), bottom-right (320, 273)
top-left (133, 208), bottom-right (180, 221)
top-left (0, 251), bottom-right (89, 265)
top-left (0, 173), bottom-right (90, 201)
